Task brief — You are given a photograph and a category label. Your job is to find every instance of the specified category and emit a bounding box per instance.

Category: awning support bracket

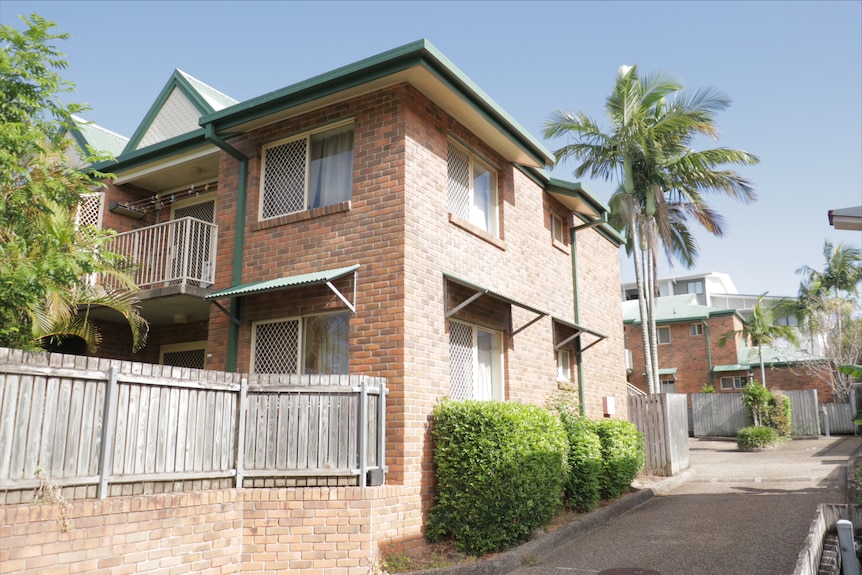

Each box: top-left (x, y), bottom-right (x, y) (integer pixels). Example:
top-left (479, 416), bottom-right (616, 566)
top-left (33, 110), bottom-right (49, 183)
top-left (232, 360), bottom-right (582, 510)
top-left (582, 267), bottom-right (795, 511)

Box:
top-left (326, 271), bottom-right (357, 315)
top-left (212, 300), bottom-right (241, 326)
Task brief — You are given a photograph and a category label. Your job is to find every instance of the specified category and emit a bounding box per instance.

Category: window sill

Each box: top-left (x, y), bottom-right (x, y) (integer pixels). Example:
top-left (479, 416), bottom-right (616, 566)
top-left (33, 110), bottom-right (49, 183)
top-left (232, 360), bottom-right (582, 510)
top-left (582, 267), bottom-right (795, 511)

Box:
top-left (448, 213), bottom-right (506, 250)
top-left (255, 201), bottom-right (351, 231)
top-left (552, 238), bottom-right (570, 255)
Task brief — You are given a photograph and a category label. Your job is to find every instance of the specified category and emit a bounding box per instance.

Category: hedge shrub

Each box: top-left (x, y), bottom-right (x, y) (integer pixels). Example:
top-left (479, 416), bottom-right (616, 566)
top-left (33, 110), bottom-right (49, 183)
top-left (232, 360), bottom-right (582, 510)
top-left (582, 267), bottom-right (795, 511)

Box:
top-left (559, 414), bottom-right (602, 512)
top-left (426, 400), bottom-right (568, 556)
top-left (594, 418), bottom-right (645, 500)
top-left (765, 391), bottom-right (792, 437)
top-left (737, 425), bottom-right (779, 450)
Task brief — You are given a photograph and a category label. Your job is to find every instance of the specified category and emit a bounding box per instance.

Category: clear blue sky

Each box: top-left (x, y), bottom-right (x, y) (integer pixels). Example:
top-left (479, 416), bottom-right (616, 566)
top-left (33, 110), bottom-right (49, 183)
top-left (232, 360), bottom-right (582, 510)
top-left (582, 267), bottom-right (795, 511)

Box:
top-left (3, 1), bottom-right (860, 298)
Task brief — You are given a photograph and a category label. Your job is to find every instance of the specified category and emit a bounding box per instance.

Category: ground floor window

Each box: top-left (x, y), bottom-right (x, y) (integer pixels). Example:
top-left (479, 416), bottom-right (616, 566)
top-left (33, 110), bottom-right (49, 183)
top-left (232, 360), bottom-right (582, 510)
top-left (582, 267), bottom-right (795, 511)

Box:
top-left (160, 341), bottom-right (207, 369)
top-left (449, 319), bottom-right (504, 400)
top-left (557, 349), bottom-right (572, 383)
top-left (720, 375), bottom-right (749, 390)
top-left (661, 378), bottom-right (676, 394)
top-left (252, 311), bottom-right (350, 374)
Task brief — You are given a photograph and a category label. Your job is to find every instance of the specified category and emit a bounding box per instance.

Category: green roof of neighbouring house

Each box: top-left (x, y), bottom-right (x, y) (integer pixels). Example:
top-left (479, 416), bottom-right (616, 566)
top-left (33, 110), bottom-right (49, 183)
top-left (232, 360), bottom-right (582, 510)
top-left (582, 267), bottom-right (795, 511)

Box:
top-left (622, 294), bottom-right (737, 324)
top-left (738, 345), bottom-right (824, 366)
top-left (70, 116), bottom-right (129, 157)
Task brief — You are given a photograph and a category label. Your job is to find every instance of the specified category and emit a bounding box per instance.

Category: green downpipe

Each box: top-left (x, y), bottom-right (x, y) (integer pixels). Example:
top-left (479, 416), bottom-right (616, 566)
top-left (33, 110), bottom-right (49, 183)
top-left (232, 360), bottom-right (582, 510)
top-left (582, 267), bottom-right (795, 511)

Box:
top-left (570, 226), bottom-right (586, 417)
top-left (204, 124), bottom-right (248, 372)
top-left (704, 320), bottom-right (713, 389)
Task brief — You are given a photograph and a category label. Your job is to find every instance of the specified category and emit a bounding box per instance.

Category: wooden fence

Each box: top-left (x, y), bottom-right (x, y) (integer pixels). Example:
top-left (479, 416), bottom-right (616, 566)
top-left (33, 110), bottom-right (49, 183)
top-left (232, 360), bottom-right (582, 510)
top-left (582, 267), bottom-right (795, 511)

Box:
top-left (690, 389), bottom-right (833, 437)
top-left (628, 393), bottom-right (690, 476)
top-left (0, 348), bottom-right (386, 502)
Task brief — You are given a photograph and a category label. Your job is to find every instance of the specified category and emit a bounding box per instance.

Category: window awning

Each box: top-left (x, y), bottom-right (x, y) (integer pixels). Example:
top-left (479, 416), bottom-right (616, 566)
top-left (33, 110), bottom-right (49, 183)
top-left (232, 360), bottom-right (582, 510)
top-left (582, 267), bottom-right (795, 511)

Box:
top-left (206, 264), bottom-right (359, 315)
top-left (552, 316), bottom-right (607, 353)
top-left (713, 364), bottom-right (751, 373)
top-left (443, 273), bottom-right (547, 335)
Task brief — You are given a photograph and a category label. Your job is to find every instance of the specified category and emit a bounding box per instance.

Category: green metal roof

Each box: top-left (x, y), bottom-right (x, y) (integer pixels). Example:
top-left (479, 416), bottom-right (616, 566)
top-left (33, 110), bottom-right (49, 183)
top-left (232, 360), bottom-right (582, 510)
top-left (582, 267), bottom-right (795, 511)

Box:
top-left (200, 39), bottom-right (553, 168)
top-left (622, 294), bottom-right (737, 324)
top-left (713, 364), bottom-right (750, 373)
top-left (205, 264), bottom-right (359, 300)
top-left (70, 116), bottom-right (129, 157)
top-left (178, 70), bottom-right (238, 111)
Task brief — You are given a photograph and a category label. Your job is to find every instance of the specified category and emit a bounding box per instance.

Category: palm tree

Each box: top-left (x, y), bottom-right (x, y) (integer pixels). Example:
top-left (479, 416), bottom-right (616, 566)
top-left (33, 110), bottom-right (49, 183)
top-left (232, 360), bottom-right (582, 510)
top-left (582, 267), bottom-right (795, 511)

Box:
top-left (544, 65), bottom-right (759, 393)
top-left (719, 293), bottom-right (799, 387)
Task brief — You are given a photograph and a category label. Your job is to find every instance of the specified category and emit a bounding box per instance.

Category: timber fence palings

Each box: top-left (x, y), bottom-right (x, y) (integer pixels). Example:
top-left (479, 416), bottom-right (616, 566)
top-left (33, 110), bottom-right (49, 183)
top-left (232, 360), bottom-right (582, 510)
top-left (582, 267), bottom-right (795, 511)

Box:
top-left (628, 393), bottom-right (690, 476)
top-left (0, 347), bottom-right (387, 503)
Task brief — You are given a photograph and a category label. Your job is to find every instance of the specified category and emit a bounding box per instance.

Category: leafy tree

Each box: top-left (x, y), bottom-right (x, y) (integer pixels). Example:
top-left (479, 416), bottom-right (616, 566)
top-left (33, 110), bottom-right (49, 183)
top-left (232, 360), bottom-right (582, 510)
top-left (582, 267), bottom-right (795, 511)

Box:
top-left (0, 14), bottom-right (147, 352)
top-left (545, 65), bottom-right (758, 393)
top-left (718, 293), bottom-right (799, 387)
top-left (792, 241), bottom-right (862, 399)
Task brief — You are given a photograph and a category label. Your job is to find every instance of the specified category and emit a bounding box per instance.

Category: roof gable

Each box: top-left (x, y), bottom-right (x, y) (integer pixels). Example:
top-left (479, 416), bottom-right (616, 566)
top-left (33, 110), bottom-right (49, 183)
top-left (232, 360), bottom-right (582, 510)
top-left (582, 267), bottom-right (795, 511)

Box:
top-left (125, 70), bottom-right (237, 153)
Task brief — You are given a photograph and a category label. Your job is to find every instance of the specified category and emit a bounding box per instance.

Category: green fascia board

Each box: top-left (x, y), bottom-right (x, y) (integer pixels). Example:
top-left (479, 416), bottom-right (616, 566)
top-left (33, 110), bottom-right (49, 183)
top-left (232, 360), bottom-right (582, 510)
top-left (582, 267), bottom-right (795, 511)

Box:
top-left (90, 130), bottom-right (209, 174)
top-left (205, 264), bottom-right (360, 300)
top-left (517, 167), bottom-right (623, 246)
top-left (200, 39), bottom-right (553, 168)
top-left (124, 70), bottom-right (221, 153)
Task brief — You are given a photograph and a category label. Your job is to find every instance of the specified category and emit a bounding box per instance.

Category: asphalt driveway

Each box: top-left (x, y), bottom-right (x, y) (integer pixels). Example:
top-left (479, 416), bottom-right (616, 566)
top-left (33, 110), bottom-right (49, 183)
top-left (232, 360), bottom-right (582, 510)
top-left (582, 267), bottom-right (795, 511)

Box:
top-left (435, 435), bottom-right (861, 575)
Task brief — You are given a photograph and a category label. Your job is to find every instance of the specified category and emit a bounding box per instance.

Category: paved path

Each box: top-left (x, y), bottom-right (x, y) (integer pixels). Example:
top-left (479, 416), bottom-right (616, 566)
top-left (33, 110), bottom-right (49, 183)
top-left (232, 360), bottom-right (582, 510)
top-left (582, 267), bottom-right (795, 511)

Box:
top-left (502, 436), bottom-right (860, 575)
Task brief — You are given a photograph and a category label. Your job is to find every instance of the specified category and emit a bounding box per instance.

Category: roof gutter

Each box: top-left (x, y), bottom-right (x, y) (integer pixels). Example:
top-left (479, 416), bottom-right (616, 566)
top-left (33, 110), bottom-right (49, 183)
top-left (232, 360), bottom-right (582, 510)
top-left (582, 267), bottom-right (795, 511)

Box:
top-left (204, 123), bottom-right (248, 372)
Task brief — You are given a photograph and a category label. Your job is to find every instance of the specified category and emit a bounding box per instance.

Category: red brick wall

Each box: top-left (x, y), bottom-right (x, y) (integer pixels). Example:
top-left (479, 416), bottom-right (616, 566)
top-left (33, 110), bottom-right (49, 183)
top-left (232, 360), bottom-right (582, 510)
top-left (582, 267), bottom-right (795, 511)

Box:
top-left (85, 82), bottom-right (628, 554)
top-left (0, 486), bottom-right (419, 575)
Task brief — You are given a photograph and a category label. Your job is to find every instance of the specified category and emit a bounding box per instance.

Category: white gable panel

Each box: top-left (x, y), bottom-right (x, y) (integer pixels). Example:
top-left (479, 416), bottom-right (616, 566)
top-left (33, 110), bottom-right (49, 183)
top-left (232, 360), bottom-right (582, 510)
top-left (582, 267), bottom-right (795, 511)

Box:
top-left (138, 87), bottom-right (202, 149)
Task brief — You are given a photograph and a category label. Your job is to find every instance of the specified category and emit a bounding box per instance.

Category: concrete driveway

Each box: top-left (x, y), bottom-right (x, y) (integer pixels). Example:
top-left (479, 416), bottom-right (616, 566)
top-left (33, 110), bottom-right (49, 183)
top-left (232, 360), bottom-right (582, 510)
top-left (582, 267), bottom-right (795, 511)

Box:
top-left (435, 436), bottom-right (861, 575)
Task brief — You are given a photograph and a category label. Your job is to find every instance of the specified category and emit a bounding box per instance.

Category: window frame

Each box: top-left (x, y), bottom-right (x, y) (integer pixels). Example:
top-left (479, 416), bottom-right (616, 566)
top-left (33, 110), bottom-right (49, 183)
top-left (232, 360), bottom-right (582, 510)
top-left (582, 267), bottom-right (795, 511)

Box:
top-left (690, 323), bottom-right (704, 337)
top-left (658, 326), bottom-right (671, 344)
top-left (259, 120), bottom-right (354, 221)
top-left (447, 140), bottom-right (500, 237)
top-left (720, 375), bottom-right (749, 390)
top-left (660, 378), bottom-right (676, 394)
top-left (551, 212), bottom-right (567, 245)
top-left (250, 310), bottom-right (351, 375)
top-left (556, 349), bottom-right (572, 383)
top-left (160, 341), bottom-right (208, 369)
top-left (448, 318), bottom-right (505, 401)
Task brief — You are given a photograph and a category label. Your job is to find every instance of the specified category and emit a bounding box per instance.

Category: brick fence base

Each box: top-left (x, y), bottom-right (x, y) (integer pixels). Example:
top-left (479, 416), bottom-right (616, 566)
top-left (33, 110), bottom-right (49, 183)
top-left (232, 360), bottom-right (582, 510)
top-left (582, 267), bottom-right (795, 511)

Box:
top-left (0, 485), bottom-right (422, 575)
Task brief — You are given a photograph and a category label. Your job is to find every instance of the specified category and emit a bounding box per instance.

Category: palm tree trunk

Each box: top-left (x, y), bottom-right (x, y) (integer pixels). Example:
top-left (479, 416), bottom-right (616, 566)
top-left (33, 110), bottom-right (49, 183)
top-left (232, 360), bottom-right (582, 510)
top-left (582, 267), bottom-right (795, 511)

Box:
top-left (759, 344), bottom-right (766, 388)
top-left (645, 218), bottom-right (661, 394)
top-left (631, 212), bottom-right (656, 394)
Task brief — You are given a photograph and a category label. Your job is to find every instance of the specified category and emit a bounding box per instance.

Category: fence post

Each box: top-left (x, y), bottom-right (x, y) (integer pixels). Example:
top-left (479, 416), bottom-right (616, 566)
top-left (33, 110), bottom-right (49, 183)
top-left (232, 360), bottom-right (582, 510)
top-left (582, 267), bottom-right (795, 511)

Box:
top-left (97, 366), bottom-right (118, 499)
top-left (235, 378), bottom-right (247, 488)
top-left (358, 377), bottom-right (368, 487)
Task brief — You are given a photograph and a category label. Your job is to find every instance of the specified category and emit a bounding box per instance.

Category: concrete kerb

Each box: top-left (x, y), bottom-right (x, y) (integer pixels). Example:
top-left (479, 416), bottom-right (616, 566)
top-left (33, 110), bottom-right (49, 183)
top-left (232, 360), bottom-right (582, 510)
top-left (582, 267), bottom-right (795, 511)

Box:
top-left (419, 468), bottom-right (696, 575)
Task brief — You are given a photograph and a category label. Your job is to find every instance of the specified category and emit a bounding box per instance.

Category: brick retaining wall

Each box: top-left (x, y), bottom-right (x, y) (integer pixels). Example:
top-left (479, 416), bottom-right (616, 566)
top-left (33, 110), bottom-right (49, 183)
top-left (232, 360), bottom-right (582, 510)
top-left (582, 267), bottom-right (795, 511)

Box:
top-left (0, 486), bottom-right (415, 575)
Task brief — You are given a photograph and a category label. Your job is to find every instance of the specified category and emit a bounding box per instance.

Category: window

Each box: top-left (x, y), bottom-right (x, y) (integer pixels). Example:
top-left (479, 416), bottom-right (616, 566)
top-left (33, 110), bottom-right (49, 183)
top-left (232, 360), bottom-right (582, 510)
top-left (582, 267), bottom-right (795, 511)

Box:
top-left (661, 379), bottom-right (676, 394)
top-left (261, 123), bottom-right (354, 219)
top-left (449, 319), bottom-right (503, 400)
top-left (448, 141), bottom-right (498, 235)
top-left (252, 312), bottom-right (350, 374)
top-left (658, 326), bottom-right (671, 344)
top-left (720, 376), bottom-right (748, 390)
top-left (685, 280), bottom-right (704, 295)
top-left (556, 349), bottom-right (571, 383)
top-left (551, 213), bottom-right (566, 244)
top-left (160, 341), bottom-right (207, 369)
top-left (690, 323), bottom-right (704, 336)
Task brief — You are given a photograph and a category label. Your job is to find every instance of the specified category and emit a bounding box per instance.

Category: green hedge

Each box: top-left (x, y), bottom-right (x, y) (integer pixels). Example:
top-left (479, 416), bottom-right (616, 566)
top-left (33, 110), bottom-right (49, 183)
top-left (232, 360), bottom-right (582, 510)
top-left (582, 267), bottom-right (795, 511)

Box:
top-left (765, 392), bottom-right (792, 437)
top-left (594, 418), bottom-right (645, 500)
top-left (559, 414), bottom-right (602, 512)
top-left (737, 425), bottom-right (779, 450)
top-left (426, 400), bottom-right (568, 556)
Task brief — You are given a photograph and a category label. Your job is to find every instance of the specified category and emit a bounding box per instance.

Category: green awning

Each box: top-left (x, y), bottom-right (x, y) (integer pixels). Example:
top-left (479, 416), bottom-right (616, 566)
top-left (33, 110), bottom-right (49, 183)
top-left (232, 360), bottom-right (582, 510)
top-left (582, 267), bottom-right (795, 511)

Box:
top-left (444, 272), bottom-right (547, 336)
top-left (642, 367), bottom-right (677, 379)
top-left (713, 364), bottom-right (750, 373)
top-left (205, 264), bottom-right (359, 313)
top-left (552, 316), bottom-right (607, 353)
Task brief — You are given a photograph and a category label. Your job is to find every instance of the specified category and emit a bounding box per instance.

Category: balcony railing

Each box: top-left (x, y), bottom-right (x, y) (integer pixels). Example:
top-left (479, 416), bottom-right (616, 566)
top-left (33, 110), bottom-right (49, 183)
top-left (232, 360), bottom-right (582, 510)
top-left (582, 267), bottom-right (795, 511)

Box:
top-left (106, 217), bottom-right (218, 290)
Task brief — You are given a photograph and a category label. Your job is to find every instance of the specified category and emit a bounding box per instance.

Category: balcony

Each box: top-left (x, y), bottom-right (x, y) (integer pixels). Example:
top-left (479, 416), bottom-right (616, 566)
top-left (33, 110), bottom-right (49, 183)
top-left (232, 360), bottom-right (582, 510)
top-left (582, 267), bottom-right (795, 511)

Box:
top-left (103, 217), bottom-right (218, 326)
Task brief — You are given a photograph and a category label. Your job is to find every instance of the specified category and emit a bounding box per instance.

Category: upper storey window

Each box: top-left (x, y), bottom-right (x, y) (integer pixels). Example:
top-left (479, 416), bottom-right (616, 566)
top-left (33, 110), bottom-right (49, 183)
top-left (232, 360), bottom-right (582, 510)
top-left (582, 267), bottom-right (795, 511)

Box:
top-left (447, 141), bottom-right (498, 236)
top-left (260, 122), bottom-right (354, 219)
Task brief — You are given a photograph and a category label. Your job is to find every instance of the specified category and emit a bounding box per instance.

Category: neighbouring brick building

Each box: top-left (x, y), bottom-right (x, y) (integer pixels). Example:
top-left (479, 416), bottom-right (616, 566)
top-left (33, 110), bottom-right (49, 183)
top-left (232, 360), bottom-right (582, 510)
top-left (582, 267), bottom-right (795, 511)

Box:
top-left (623, 294), bottom-right (833, 401)
top-left (16, 40), bottom-right (629, 572)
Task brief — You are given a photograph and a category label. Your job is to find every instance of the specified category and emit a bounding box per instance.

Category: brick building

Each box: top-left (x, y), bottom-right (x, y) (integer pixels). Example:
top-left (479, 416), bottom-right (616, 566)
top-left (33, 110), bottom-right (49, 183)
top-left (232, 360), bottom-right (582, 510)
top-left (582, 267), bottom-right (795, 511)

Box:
top-left (623, 294), bottom-right (832, 400)
top-left (63, 39), bottom-right (628, 562)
